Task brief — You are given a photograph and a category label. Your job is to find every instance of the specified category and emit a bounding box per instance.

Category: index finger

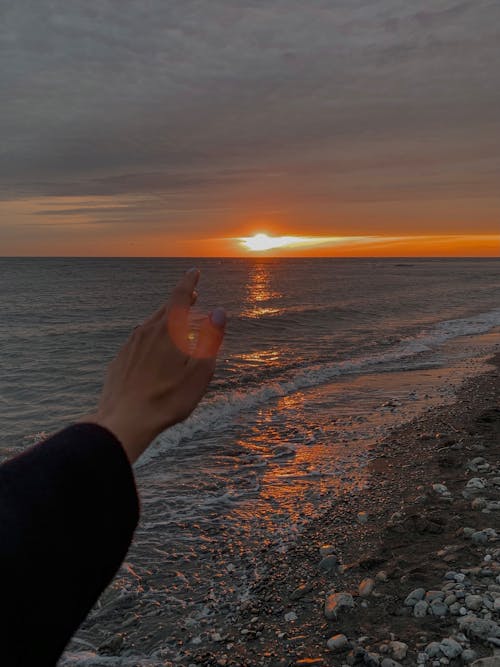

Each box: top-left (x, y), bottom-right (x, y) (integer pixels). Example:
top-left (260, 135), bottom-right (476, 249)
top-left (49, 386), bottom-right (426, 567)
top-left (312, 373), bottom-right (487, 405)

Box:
top-left (166, 268), bottom-right (200, 355)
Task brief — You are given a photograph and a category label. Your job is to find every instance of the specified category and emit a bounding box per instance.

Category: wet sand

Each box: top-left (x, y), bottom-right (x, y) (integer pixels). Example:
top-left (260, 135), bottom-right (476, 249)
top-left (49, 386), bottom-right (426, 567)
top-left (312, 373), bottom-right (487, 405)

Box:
top-left (183, 349), bottom-right (500, 666)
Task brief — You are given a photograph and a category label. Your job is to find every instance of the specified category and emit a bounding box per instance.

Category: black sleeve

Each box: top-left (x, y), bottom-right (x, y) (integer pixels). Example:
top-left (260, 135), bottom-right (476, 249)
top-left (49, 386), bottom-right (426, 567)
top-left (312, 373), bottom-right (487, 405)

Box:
top-left (0, 423), bottom-right (140, 666)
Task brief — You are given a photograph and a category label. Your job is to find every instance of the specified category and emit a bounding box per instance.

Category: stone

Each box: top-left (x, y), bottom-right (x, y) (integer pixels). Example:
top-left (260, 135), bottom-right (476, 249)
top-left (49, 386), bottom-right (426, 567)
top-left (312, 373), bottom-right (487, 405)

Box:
top-left (425, 642), bottom-right (442, 658)
top-left (461, 649), bottom-right (477, 663)
top-left (319, 545), bottom-right (336, 558)
top-left (389, 641), bottom-right (408, 660)
top-left (284, 611), bottom-right (298, 622)
top-left (324, 592), bottom-right (354, 620)
top-left (430, 599), bottom-right (448, 616)
top-left (433, 483), bottom-right (451, 496)
top-left (326, 634), bottom-right (348, 651)
top-left (290, 583), bottom-right (313, 600)
top-left (319, 555), bottom-right (339, 572)
top-left (465, 594), bottom-right (483, 611)
top-left (357, 511), bottom-right (369, 524)
top-left (414, 600), bottom-right (429, 617)
top-left (470, 659), bottom-right (500, 667)
top-left (439, 637), bottom-right (462, 659)
top-left (458, 615), bottom-right (500, 639)
top-left (364, 652), bottom-right (381, 666)
top-left (359, 578), bottom-right (375, 597)
top-left (472, 497), bottom-right (488, 510)
top-left (381, 659), bottom-right (402, 667)
top-left (425, 590), bottom-right (445, 602)
top-left (404, 588), bottom-right (426, 606)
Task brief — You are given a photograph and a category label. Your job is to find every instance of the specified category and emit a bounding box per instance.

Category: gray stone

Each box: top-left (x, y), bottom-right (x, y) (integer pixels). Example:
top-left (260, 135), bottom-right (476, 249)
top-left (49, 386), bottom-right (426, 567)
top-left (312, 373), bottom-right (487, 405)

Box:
top-left (470, 658), bottom-right (500, 667)
top-left (381, 659), bottom-right (402, 667)
top-left (319, 544), bottom-right (336, 558)
top-left (430, 599), bottom-right (448, 616)
top-left (319, 555), bottom-right (339, 572)
top-left (465, 594), bottom-right (484, 611)
top-left (405, 588), bottom-right (426, 606)
top-left (458, 615), bottom-right (500, 639)
top-left (425, 642), bottom-right (442, 658)
top-left (439, 637), bottom-right (462, 659)
top-left (414, 600), bottom-right (429, 617)
top-left (326, 634), bottom-right (348, 651)
top-left (324, 592), bottom-right (354, 620)
top-left (426, 590), bottom-right (445, 602)
top-left (461, 649), bottom-right (477, 663)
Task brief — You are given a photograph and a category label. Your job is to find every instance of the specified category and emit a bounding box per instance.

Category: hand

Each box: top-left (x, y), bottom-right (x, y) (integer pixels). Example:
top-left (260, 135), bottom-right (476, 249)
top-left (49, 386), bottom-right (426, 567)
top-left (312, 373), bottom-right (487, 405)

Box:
top-left (81, 268), bottom-right (226, 463)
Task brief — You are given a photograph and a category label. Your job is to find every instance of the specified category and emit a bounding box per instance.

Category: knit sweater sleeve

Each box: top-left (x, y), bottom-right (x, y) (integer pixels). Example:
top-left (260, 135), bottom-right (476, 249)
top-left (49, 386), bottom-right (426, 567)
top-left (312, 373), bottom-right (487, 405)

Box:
top-left (0, 423), bottom-right (139, 666)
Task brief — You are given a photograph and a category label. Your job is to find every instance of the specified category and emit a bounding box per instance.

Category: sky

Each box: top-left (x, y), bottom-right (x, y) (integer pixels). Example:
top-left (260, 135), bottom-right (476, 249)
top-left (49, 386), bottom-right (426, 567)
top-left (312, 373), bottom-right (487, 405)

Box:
top-left (1, 0), bottom-right (499, 257)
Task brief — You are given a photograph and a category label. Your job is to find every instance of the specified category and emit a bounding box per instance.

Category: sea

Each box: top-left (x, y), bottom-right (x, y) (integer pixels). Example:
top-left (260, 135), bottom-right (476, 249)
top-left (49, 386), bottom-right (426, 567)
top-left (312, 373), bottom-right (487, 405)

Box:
top-left (1, 257), bottom-right (500, 665)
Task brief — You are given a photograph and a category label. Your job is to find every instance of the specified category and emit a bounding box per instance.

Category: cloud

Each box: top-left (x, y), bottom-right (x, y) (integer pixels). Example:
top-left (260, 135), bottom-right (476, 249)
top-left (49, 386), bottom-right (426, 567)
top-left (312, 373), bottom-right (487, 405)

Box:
top-left (1, 0), bottom-right (499, 243)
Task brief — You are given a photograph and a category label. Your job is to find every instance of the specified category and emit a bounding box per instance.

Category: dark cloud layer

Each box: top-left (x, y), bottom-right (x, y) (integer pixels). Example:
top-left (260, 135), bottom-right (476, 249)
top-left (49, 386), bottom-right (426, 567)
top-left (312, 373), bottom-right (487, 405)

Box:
top-left (1, 0), bottom-right (499, 238)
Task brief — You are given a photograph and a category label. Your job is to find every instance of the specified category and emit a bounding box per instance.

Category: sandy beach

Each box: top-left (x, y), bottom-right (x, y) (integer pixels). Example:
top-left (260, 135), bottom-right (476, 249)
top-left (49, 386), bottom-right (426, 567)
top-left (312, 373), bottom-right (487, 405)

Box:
top-left (172, 346), bottom-right (500, 667)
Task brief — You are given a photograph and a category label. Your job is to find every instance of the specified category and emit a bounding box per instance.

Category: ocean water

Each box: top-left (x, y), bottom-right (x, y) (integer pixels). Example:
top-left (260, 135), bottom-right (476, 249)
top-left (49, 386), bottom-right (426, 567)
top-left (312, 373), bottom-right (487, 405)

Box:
top-left (1, 257), bottom-right (500, 663)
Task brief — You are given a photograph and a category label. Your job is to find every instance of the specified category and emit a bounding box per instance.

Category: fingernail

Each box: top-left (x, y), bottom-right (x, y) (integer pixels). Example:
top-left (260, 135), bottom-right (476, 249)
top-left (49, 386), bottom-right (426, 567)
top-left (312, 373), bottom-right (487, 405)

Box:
top-left (210, 308), bottom-right (226, 328)
top-left (187, 266), bottom-right (199, 275)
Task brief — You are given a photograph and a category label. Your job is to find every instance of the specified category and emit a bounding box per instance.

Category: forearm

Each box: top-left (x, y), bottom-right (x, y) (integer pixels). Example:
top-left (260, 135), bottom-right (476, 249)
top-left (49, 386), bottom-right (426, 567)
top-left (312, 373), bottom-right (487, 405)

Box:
top-left (0, 423), bottom-right (139, 666)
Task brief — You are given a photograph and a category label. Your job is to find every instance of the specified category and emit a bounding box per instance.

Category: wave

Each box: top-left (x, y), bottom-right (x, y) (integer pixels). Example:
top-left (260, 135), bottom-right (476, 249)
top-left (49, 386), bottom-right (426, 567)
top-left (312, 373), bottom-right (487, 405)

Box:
top-left (136, 306), bottom-right (500, 467)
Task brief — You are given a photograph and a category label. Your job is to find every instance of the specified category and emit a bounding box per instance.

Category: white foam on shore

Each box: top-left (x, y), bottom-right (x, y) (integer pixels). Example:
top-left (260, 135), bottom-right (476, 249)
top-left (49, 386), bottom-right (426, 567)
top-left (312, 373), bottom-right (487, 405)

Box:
top-left (137, 307), bottom-right (500, 467)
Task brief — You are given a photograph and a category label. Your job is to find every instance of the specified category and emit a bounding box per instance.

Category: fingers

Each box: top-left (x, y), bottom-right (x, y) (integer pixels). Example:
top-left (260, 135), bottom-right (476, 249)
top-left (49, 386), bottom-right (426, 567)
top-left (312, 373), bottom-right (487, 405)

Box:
top-left (193, 308), bottom-right (226, 359)
top-left (166, 268), bottom-right (200, 356)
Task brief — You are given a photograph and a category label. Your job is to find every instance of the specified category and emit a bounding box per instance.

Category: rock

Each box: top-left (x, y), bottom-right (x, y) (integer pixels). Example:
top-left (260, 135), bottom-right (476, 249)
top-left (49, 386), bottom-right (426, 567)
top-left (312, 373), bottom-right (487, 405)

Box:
top-left (439, 637), bottom-right (462, 659)
top-left (467, 457), bottom-right (490, 472)
top-left (472, 530), bottom-right (490, 545)
top-left (487, 501), bottom-right (500, 511)
top-left (290, 582), bottom-right (313, 600)
top-left (432, 483), bottom-right (451, 497)
top-left (404, 588), bottom-right (426, 606)
top-left (414, 600), bottom-right (429, 617)
top-left (376, 571), bottom-right (388, 582)
top-left (381, 659), bottom-right (402, 667)
top-left (359, 578), bottom-right (375, 597)
top-left (425, 642), bottom-right (442, 658)
top-left (470, 659), bottom-right (500, 667)
top-left (472, 497), bottom-right (488, 510)
top-left (461, 649), bottom-right (477, 663)
top-left (284, 611), bottom-right (298, 622)
top-left (364, 652), bottom-right (381, 666)
top-left (319, 544), bottom-right (336, 558)
top-left (326, 634), bottom-right (348, 651)
top-left (319, 555), bottom-right (339, 572)
top-left (463, 478), bottom-right (487, 497)
top-left (465, 594), bottom-right (483, 611)
top-left (430, 599), bottom-right (448, 616)
top-left (458, 615), bottom-right (500, 639)
top-left (357, 511), bottom-right (369, 524)
top-left (425, 590), bottom-right (445, 602)
top-left (487, 637), bottom-right (500, 647)
top-left (324, 592), bottom-right (354, 620)
top-left (389, 641), bottom-right (408, 660)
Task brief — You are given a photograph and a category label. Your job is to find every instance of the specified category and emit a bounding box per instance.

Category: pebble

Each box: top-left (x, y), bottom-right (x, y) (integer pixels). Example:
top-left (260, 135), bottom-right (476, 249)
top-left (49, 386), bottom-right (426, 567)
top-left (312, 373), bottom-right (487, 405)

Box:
top-left (326, 634), bottom-right (348, 651)
top-left (357, 511), bottom-right (369, 524)
top-left (425, 642), bottom-right (442, 657)
top-left (404, 588), bottom-right (426, 606)
top-left (461, 649), bottom-right (477, 663)
top-left (319, 545), bottom-right (336, 558)
top-left (458, 615), bottom-right (500, 639)
top-left (465, 594), bottom-right (483, 611)
top-left (439, 637), bottom-right (462, 659)
top-left (324, 592), bottom-right (354, 620)
top-left (381, 659), bottom-right (403, 667)
top-left (284, 611), bottom-right (298, 622)
top-left (414, 600), bottom-right (429, 617)
top-left (470, 659), bottom-right (500, 667)
top-left (389, 641), bottom-right (408, 660)
top-left (430, 599), bottom-right (448, 616)
top-left (359, 578), bottom-right (375, 597)
top-left (319, 555), bottom-right (339, 572)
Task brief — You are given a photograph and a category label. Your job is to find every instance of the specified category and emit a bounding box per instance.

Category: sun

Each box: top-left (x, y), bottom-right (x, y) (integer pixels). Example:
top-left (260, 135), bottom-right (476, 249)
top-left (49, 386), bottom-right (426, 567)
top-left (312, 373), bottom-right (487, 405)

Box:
top-left (240, 233), bottom-right (301, 251)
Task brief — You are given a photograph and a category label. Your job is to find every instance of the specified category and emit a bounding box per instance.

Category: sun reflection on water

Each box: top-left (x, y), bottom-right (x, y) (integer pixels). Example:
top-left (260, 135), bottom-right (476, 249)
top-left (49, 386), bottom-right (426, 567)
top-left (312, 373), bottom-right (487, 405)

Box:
top-left (241, 263), bottom-right (283, 318)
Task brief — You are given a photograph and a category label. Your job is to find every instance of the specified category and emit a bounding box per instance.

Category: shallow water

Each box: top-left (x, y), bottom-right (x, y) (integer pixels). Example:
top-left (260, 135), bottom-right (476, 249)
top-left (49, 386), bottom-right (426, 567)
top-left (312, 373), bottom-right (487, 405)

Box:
top-left (1, 257), bottom-right (500, 663)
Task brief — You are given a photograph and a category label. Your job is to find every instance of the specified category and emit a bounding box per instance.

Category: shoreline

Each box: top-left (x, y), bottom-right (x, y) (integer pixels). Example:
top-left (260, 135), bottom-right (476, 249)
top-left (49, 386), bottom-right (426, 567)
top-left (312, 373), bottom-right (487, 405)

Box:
top-left (185, 347), bottom-right (500, 667)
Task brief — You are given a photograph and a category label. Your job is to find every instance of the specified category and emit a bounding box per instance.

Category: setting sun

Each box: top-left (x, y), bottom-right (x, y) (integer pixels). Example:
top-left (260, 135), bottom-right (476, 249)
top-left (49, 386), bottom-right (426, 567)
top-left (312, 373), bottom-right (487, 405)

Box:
top-left (240, 233), bottom-right (308, 251)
